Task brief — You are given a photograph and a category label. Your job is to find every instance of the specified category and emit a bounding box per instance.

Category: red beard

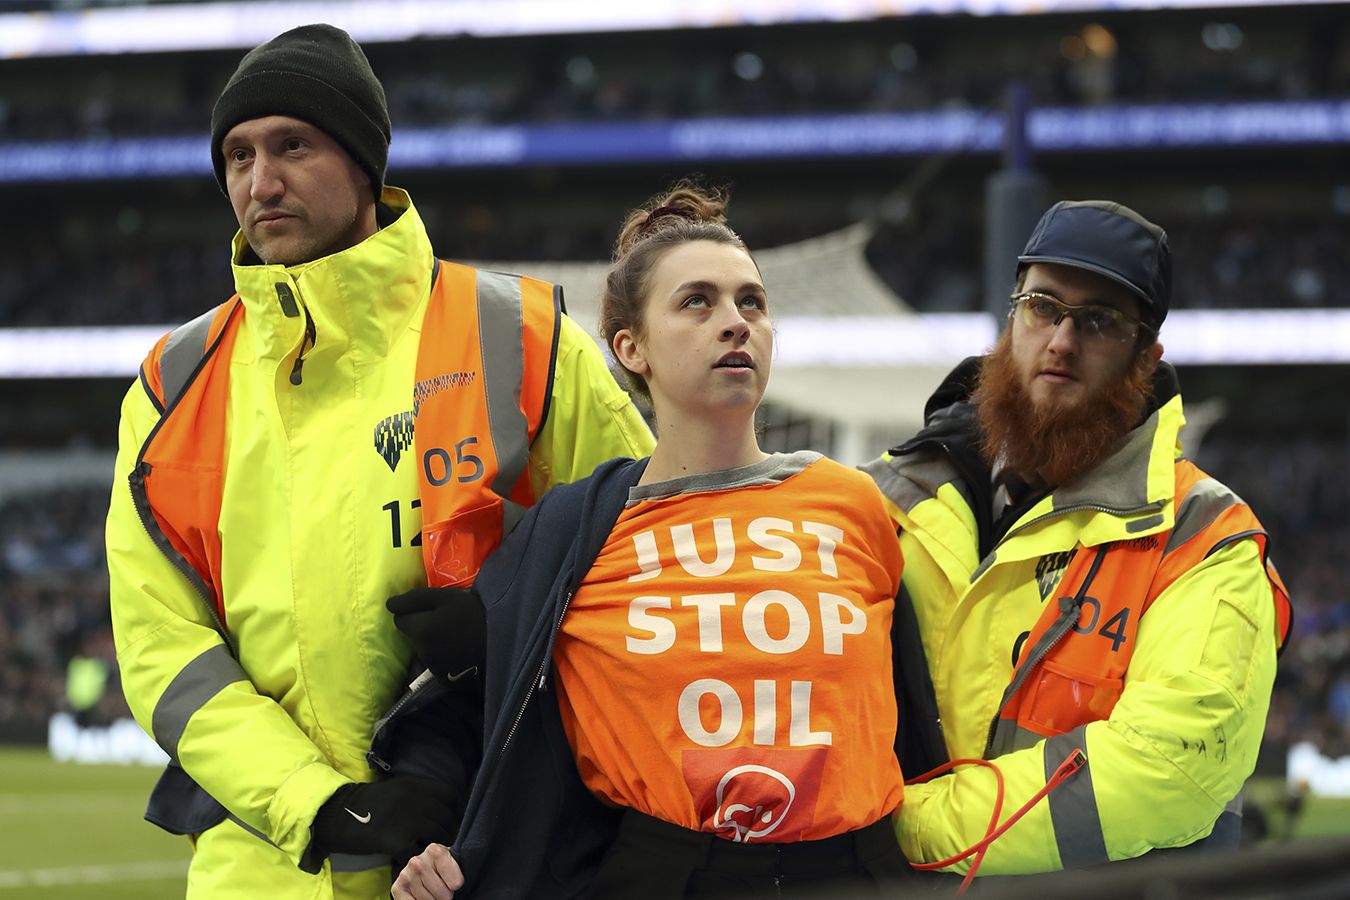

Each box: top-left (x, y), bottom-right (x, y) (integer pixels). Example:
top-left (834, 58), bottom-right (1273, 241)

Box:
top-left (972, 330), bottom-right (1155, 488)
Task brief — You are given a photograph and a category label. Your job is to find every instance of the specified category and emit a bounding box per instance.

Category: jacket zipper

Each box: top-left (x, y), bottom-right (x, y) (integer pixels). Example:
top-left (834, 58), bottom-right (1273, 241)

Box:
top-left (912, 439), bottom-right (1161, 755)
top-left (366, 669), bottom-right (437, 772)
top-left (449, 461), bottom-right (645, 865)
top-left (288, 304), bottom-right (316, 386)
top-left (994, 499), bottom-right (1163, 551)
top-left (982, 546), bottom-right (1109, 757)
top-left (501, 589), bottom-right (573, 754)
top-left (963, 496), bottom-right (1160, 593)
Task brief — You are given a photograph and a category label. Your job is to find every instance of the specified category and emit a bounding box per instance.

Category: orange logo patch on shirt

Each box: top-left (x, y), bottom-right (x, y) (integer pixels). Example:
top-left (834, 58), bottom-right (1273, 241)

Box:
top-left (682, 746), bottom-right (828, 842)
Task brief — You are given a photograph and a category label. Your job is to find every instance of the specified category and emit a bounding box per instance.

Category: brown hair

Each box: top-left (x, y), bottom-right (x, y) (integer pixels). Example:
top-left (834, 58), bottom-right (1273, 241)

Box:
top-left (599, 180), bottom-right (751, 400)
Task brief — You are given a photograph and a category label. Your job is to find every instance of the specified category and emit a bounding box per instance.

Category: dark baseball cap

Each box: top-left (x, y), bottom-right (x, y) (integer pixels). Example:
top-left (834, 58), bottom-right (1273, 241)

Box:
top-left (1018, 200), bottom-right (1171, 327)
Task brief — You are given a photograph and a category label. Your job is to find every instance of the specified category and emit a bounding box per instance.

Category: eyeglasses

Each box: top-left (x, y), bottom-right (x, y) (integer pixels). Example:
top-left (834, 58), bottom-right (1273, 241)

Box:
top-left (1009, 291), bottom-right (1155, 345)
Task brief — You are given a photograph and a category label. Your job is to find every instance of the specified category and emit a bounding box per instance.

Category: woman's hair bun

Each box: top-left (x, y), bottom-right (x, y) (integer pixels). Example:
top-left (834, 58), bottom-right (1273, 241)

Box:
top-left (614, 180), bottom-right (729, 258)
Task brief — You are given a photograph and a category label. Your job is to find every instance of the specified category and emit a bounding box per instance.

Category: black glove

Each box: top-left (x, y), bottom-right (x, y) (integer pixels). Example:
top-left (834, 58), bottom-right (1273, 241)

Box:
top-left (302, 775), bottom-right (460, 874)
top-left (387, 586), bottom-right (486, 684)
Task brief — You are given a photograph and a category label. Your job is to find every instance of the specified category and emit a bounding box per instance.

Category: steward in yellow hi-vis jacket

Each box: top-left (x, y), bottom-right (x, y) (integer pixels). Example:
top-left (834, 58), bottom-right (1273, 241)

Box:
top-left (105, 24), bottom-right (653, 900)
top-left (864, 201), bottom-right (1290, 877)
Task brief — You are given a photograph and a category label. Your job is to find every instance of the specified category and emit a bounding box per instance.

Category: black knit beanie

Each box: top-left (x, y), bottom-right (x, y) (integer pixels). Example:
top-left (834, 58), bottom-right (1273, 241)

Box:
top-left (210, 23), bottom-right (390, 198)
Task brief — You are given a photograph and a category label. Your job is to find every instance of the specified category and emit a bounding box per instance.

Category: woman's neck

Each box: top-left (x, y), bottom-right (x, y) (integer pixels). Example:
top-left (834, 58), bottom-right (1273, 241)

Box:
top-left (639, 411), bottom-right (766, 485)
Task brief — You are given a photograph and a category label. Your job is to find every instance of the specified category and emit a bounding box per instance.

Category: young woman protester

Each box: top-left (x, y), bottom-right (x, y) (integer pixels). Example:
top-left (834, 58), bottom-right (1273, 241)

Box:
top-left (386, 183), bottom-right (916, 899)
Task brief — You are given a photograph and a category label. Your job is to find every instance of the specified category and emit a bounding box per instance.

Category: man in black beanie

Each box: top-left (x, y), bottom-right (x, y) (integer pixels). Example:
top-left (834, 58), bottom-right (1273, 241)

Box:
top-left (211, 23), bottom-right (390, 266)
top-left (863, 200), bottom-right (1290, 877)
top-left (106, 22), bottom-right (653, 900)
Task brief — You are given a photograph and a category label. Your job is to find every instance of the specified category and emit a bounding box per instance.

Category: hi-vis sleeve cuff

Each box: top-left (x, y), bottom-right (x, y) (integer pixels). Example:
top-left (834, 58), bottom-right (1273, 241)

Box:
top-left (269, 760), bottom-right (356, 865)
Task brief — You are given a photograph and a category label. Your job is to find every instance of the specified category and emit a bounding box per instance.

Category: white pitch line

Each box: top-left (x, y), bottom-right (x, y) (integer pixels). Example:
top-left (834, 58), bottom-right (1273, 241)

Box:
top-left (0, 860), bottom-right (187, 889)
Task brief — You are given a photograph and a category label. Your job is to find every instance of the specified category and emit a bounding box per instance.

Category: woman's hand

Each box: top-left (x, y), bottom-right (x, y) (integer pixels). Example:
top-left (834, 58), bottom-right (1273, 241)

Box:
top-left (391, 843), bottom-right (465, 900)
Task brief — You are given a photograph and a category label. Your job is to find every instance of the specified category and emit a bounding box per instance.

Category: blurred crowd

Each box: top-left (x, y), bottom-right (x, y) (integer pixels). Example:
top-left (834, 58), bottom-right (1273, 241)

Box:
top-left (872, 214), bottom-right (1350, 314)
top-left (3, 10), bottom-right (1347, 333)
top-left (2, 12), bottom-right (1348, 142)
top-left (1, 435), bottom-right (1346, 767)
top-left (0, 486), bottom-right (127, 743)
top-left (1169, 218), bottom-right (1350, 311)
top-left (1198, 437), bottom-right (1350, 761)
top-left (1, 212), bottom-right (1345, 328)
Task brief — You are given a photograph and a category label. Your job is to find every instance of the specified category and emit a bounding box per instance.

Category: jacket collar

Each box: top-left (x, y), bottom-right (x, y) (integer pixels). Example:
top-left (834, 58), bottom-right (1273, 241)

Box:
top-left (229, 187), bottom-right (435, 363)
top-left (1014, 391), bottom-right (1182, 552)
top-left (896, 356), bottom-right (1186, 555)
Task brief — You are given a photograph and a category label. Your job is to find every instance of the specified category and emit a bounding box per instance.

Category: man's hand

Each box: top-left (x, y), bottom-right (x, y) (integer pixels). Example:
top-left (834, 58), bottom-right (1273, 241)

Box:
top-left (387, 587), bottom-right (486, 683)
top-left (306, 776), bottom-right (460, 870)
top-left (392, 842), bottom-right (465, 900)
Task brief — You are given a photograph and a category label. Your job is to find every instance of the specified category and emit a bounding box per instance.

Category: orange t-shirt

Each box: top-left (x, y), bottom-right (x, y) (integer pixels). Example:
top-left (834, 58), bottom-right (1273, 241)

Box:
top-left (554, 451), bottom-right (904, 843)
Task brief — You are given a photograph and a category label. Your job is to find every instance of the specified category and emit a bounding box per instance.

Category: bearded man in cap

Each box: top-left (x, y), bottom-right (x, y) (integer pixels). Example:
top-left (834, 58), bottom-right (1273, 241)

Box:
top-left (865, 201), bottom-right (1291, 876)
top-left (105, 23), bottom-right (652, 899)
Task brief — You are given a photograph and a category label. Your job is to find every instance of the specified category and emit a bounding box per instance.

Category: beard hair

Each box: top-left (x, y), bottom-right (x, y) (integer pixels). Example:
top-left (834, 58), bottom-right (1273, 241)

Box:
top-left (972, 329), bottom-right (1157, 488)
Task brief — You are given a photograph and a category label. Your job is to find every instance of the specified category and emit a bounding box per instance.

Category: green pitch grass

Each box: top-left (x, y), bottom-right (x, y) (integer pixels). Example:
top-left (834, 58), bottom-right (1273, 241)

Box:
top-left (1244, 776), bottom-right (1350, 841)
top-left (0, 746), bottom-right (189, 899)
top-left (1296, 793), bottom-right (1350, 837)
top-left (0, 746), bottom-right (1347, 897)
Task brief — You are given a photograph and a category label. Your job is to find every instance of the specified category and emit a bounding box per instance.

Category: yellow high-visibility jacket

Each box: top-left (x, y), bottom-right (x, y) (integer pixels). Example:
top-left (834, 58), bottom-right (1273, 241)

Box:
top-left (106, 188), bottom-right (654, 900)
top-left (863, 361), bottom-right (1288, 876)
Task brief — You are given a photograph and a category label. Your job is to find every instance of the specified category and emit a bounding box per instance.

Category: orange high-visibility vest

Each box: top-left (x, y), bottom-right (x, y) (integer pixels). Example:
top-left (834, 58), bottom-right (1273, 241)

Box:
top-left (131, 261), bottom-right (560, 631)
top-left (987, 459), bottom-right (1292, 758)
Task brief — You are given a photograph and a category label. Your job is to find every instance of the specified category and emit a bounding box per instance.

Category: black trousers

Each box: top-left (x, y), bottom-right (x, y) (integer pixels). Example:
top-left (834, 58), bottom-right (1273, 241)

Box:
top-left (586, 809), bottom-right (928, 899)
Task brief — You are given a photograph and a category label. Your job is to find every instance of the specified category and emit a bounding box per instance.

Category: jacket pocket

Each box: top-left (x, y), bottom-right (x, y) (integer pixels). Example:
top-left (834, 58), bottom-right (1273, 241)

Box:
top-left (1021, 659), bottom-right (1123, 736)
top-left (423, 498), bottom-right (503, 588)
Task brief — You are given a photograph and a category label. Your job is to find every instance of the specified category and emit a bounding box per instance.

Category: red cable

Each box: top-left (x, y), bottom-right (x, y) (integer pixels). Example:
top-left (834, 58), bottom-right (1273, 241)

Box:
top-left (903, 748), bottom-right (1087, 894)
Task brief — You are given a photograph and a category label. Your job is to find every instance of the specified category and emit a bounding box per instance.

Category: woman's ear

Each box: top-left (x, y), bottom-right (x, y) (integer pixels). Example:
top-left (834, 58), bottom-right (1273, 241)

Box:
top-left (612, 329), bottom-right (650, 379)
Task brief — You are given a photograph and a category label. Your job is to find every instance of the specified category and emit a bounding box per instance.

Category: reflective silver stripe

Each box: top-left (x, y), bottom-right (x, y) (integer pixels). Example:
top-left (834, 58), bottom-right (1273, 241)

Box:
top-left (331, 853), bottom-right (390, 872)
top-left (228, 815), bottom-right (387, 871)
top-left (1044, 726), bottom-right (1108, 868)
top-left (160, 307), bottom-right (216, 407)
top-left (151, 644), bottom-right (247, 760)
top-left (987, 719), bottom-right (1041, 757)
top-left (1125, 513), bottom-right (1164, 534)
top-left (970, 552), bottom-right (997, 584)
top-left (228, 812), bottom-right (275, 845)
top-left (475, 270), bottom-right (531, 535)
top-left (1165, 477), bottom-right (1243, 556)
top-left (859, 454), bottom-right (965, 516)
